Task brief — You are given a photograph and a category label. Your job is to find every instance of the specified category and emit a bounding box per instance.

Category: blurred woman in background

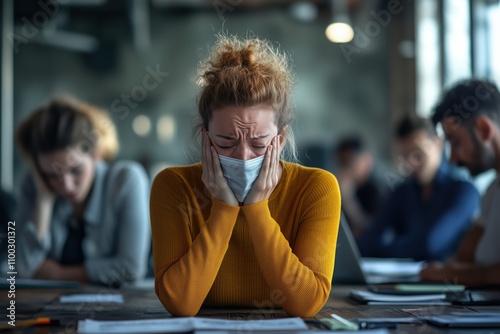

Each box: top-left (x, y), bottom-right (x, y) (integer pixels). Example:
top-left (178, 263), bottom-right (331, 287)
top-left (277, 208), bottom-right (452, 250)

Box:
top-left (16, 96), bottom-right (150, 286)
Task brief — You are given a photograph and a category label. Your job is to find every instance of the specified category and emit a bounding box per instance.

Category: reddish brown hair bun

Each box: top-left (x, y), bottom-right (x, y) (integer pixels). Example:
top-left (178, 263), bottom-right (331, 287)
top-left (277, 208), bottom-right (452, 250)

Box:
top-left (196, 34), bottom-right (297, 161)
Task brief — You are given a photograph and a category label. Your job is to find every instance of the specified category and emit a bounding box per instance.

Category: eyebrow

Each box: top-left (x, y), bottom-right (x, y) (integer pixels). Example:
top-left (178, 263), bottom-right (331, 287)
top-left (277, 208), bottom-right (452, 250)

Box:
top-left (215, 134), bottom-right (270, 140)
top-left (41, 165), bottom-right (82, 177)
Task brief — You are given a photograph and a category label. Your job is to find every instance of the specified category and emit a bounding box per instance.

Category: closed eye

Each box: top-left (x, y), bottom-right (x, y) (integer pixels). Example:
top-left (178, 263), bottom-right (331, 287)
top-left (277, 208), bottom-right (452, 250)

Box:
top-left (71, 166), bottom-right (83, 175)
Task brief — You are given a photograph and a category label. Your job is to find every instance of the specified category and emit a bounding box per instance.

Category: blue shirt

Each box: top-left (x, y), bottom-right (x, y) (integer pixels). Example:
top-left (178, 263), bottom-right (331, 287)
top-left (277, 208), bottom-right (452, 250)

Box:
top-left (358, 161), bottom-right (480, 261)
top-left (16, 160), bottom-right (151, 285)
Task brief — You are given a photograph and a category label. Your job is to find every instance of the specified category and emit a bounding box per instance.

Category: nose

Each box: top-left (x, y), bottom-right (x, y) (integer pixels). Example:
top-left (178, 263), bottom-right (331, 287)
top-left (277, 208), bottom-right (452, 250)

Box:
top-left (233, 144), bottom-right (256, 161)
top-left (62, 174), bottom-right (76, 193)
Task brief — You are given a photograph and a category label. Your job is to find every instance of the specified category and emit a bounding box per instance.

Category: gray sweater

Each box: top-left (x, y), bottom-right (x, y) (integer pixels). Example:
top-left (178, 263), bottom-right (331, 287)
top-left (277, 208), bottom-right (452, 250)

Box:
top-left (16, 160), bottom-right (151, 285)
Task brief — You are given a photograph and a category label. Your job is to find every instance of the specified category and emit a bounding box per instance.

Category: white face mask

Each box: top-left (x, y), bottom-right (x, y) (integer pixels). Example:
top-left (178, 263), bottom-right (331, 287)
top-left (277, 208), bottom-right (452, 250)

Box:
top-left (218, 154), bottom-right (265, 203)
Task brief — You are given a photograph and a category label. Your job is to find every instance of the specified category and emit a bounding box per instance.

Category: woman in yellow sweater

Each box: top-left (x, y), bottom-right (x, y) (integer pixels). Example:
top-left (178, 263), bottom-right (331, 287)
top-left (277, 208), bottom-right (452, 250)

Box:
top-left (150, 35), bottom-right (341, 317)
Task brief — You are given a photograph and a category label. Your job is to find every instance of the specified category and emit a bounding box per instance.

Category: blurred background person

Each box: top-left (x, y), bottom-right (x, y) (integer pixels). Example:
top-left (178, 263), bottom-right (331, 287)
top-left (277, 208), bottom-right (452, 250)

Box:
top-left (333, 135), bottom-right (388, 237)
top-left (15, 96), bottom-right (150, 286)
top-left (358, 115), bottom-right (480, 261)
top-left (421, 79), bottom-right (500, 285)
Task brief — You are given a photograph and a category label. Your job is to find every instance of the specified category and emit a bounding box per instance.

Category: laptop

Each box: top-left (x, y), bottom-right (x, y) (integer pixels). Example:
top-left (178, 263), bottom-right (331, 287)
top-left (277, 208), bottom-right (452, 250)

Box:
top-left (332, 213), bottom-right (422, 285)
top-left (331, 213), bottom-right (367, 284)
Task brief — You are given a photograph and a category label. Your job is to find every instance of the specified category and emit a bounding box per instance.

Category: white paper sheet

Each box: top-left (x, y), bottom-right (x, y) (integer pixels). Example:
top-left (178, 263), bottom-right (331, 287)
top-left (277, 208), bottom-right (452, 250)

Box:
top-left (78, 317), bottom-right (308, 333)
top-left (194, 330), bottom-right (390, 334)
top-left (60, 294), bottom-right (124, 303)
top-left (351, 290), bottom-right (446, 302)
top-left (350, 290), bottom-right (451, 305)
top-left (361, 258), bottom-right (425, 276)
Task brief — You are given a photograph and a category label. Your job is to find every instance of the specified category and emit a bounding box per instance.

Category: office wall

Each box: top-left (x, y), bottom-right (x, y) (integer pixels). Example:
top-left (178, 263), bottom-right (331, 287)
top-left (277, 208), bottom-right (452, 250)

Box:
top-left (12, 5), bottom-right (390, 187)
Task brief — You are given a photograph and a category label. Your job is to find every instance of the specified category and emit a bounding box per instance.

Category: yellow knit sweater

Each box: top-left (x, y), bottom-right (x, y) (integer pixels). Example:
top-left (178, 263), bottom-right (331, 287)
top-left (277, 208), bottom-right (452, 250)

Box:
top-left (150, 161), bottom-right (341, 317)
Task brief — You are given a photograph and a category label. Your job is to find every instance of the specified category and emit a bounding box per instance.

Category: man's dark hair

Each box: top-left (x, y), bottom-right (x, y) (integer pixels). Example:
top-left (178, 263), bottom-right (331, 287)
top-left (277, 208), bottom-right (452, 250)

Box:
top-left (396, 115), bottom-right (436, 139)
top-left (335, 135), bottom-right (364, 155)
top-left (432, 79), bottom-right (500, 127)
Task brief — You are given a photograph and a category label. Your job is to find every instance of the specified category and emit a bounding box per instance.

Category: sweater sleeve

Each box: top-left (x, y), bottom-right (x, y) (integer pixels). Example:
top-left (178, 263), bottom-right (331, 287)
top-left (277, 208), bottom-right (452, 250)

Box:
top-left (84, 163), bottom-right (151, 284)
top-left (150, 169), bottom-right (240, 316)
top-left (241, 170), bottom-right (341, 317)
top-left (16, 174), bottom-right (52, 278)
top-left (384, 181), bottom-right (480, 261)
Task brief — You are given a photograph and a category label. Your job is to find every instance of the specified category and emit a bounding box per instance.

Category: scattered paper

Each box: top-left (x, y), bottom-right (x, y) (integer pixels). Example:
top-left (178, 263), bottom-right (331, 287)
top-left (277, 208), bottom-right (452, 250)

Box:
top-left (60, 294), bottom-right (124, 303)
top-left (361, 258), bottom-right (425, 277)
top-left (78, 317), bottom-right (308, 333)
top-left (350, 290), bottom-right (450, 305)
top-left (194, 331), bottom-right (390, 334)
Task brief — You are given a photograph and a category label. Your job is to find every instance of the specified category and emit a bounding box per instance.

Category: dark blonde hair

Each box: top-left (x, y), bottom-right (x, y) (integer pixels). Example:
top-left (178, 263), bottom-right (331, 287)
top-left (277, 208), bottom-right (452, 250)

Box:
top-left (196, 35), bottom-right (297, 161)
top-left (16, 96), bottom-right (119, 162)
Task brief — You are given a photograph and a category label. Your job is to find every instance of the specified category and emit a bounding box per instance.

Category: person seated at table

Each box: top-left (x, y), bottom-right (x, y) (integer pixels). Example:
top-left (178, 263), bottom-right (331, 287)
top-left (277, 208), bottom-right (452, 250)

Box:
top-left (150, 35), bottom-right (341, 317)
top-left (15, 96), bottom-right (150, 286)
top-left (420, 79), bottom-right (500, 286)
top-left (333, 135), bottom-right (387, 238)
top-left (358, 115), bottom-right (480, 261)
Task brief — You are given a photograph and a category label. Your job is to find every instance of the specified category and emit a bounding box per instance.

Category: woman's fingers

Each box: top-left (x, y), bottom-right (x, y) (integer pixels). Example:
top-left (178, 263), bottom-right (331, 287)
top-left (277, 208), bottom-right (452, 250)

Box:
top-left (243, 136), bottom-right (281, 205)
top-left (200, 130), bottom-right (238, 206)
top-left (271, 136), bottom-right (279, 186)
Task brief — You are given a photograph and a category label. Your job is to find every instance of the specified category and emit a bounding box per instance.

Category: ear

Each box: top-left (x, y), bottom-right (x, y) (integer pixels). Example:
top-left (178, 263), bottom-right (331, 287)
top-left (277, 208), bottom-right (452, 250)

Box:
top-left (432, 135), bottom-right (443, 151)
top-left (474, 116), bottom-right (495, 142)
top-left (92, 148), bottom-right (99, 161)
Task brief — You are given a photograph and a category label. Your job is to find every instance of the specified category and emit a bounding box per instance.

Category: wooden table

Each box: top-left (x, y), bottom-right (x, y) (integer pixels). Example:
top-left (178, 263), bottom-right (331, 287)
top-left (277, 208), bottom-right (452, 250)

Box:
top-left (1, 282), bottom-right (499, 333)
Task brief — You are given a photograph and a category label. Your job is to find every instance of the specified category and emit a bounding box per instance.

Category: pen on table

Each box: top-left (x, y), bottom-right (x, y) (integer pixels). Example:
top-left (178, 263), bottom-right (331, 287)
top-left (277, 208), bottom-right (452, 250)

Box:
top-left (357, 321), bottom-right (398, 329)
top-left (0, 318), bottom-right (60, 330)
top-left (353, 317), bottom-right (422, 329)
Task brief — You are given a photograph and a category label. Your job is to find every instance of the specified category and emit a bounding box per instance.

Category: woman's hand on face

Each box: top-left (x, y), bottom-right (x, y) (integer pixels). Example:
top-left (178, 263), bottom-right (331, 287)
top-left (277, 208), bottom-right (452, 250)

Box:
top-left (244, 136), bottom-right (281, 206)
top-left (201, 130), bottom-right (239, 206)
top-left (29, 157), bottom-right (56, 203)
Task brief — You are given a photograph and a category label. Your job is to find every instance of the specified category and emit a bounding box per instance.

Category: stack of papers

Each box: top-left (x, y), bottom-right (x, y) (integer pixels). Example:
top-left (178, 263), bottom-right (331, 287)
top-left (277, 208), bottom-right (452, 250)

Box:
top-left (60, 294), bottom-right (124, 303)
top-left (369, 283), bottom-right (465, 295)
top-left (350, 290), bottom-right (450, 305)
top-left (78, 317), bottom-right (307, 333)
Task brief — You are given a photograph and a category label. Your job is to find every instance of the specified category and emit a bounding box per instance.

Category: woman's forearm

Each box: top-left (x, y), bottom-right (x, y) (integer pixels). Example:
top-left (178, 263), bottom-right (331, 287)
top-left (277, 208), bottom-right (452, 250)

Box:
top-left (34, 259), bottom-right (88, 282)
top-left (33, 195), bottom-right (54, 241)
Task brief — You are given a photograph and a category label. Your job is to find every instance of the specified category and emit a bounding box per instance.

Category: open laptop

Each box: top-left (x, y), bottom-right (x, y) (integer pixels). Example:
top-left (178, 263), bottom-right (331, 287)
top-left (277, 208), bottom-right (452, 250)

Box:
top-left (331, 213), bottom-right (367, 284)
top-left (332, 213), bottom-right (422, 285)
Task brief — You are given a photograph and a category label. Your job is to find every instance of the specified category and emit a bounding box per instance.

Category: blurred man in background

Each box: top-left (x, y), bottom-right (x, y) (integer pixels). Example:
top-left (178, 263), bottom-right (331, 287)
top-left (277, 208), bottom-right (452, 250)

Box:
top-left (334, 136), bottom-right (387, 237)
top-left (358, 116), bottom-right (480, 261)
top-left (421, 79), bottom-right (500, 285)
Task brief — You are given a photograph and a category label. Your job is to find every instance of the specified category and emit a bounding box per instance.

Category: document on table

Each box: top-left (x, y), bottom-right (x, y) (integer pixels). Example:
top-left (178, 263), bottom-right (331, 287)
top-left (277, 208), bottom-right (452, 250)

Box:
top-left (78, 317), bottom-right (308, 333)
top-left (194, 330), bottom-right (390, 334)
top-left (361, 258), bottom-right (425, 277)
top-left (350, 290), bottom-right (450, 305)
top-left (60, 294), bottom-right (124, 303)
